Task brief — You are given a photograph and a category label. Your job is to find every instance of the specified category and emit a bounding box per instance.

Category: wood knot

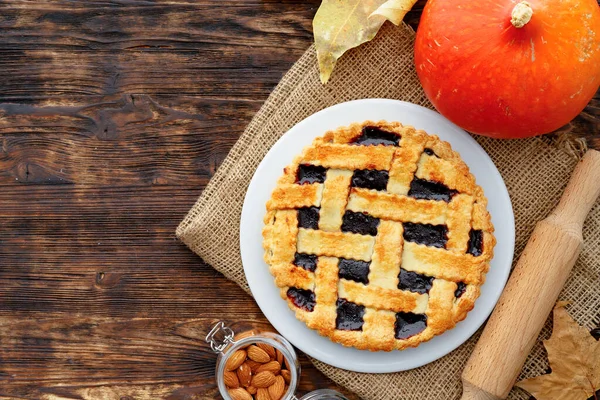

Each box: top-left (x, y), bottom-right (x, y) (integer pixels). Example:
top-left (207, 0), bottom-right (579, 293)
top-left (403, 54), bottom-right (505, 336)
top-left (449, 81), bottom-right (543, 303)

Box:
top-left (95, 94), bottom-right (155, 140)
top-left (95, 272), bottom-right (122, 288)
top-left (15, 162), bottom-right (67, 184)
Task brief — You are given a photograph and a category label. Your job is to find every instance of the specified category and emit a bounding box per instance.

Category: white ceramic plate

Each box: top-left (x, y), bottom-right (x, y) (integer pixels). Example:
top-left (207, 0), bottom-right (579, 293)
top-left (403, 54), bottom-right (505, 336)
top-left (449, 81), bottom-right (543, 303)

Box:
top-left (240, 99), bottom-right (514, 373)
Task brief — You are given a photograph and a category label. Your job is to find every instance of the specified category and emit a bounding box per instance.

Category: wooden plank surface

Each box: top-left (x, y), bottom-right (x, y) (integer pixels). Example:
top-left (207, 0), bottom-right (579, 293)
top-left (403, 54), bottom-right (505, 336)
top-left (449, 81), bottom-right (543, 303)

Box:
top-left (0, 0), bottom-right (597, 399)
top-left (0, 1), bottom-right (360, 398)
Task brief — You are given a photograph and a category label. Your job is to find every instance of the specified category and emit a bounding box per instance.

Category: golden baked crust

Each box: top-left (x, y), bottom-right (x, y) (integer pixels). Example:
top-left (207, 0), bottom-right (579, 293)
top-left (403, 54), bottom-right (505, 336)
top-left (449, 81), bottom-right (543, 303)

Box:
top-left (262, 121), bottom-right (495, 351)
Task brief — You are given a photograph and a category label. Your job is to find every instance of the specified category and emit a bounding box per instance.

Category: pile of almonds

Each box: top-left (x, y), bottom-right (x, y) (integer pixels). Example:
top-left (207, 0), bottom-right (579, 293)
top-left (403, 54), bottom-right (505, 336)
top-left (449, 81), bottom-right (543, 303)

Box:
top-left (224, 333), bottom-right (292, 400)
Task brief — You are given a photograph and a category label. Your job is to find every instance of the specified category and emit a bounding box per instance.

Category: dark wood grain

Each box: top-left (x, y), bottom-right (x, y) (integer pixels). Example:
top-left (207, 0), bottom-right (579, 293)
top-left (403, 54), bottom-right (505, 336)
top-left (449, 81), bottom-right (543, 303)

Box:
top-left (0, 1), bottom-right (354, 398)
top-left (0, 0), bottom-right (597, 399)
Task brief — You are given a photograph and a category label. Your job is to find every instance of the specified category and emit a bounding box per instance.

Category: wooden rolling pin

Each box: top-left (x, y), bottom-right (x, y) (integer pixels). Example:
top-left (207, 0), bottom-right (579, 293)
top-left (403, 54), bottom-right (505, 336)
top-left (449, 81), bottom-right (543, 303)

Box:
top-left (460, 149), bottom-right (600, 400)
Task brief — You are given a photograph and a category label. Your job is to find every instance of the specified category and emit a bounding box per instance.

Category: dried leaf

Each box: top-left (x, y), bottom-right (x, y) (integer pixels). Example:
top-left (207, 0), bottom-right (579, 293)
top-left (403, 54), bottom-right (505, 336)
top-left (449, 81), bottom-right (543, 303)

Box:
top-left (370, 0), bottom-right (418, 24)
top-left (515, 302), bottom-right (600, 400)
top-left (313, 0), bottom-right (418, 84)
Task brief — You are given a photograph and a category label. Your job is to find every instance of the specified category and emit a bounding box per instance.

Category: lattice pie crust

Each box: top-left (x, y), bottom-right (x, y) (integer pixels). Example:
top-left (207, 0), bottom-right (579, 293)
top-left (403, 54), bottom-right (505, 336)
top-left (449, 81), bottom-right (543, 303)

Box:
top-left (262, 121), bottom-right (495, 351)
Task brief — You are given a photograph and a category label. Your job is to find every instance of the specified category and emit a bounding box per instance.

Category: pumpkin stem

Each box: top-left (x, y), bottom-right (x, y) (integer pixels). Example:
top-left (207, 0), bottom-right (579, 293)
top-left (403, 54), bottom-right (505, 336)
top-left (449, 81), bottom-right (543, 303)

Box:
top-left (511, 1), bottom-right (533, 28)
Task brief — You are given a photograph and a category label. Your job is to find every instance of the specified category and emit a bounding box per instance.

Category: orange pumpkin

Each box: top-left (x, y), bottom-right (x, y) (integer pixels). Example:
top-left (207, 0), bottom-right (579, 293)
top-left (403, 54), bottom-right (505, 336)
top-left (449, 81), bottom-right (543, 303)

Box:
top-left (414, 0), bottom-right (600, 138)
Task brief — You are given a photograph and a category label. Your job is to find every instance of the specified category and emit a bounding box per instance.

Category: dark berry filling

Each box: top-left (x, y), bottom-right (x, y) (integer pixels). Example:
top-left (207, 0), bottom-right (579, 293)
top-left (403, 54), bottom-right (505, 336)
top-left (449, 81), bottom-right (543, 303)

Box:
top-left (352, 126), bottom-right (400, 146)
top-left (335, 298), bottom-right (365, 331)
top-left (455, 282), bottom-right (467, 298)
top-left (467, 229), bottom-right (484, 256)
top-left (351, 169), bottom-right (389, 191)
top-left (398, 269), bottom-right (434, 294)
top-left (403, 222), bottom-right (448, 248)
top-left (586, 390), bottom-right (600, 400)
top-left (423, 148), bottom-right (437, 156)
top-left (293, 253), bottom-right (318, 272)
top-left (341, 211), bottom-right (380, 236)
top-left (395, 312), bottom-right (427, 339)
top-left (297, 207), bottom-right (320, 230)
top-left (296, 164), bottom-right (327, 184)
top-left (338, 258), bottom-right (370, 284)
top-left (287, 288), bottom-right (316, 312)
top-left (591, 327), bottom-right (600, 341)
top-left (408, 178), bottom-right (458, 202)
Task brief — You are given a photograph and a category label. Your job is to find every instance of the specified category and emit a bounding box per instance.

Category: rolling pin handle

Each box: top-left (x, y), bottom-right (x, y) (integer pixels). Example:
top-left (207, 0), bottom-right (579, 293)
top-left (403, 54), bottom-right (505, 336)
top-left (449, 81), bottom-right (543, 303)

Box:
top-left (550, 150), bottom-right (600, 228)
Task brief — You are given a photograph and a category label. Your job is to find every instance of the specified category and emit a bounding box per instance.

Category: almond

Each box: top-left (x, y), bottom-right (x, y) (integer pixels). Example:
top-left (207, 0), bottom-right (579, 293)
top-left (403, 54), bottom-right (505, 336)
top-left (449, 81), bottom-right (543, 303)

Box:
top-left (268, 375), bottom-right (285, 400)
top-left (256, 388), bottom-right (272, 400)
top-left (257, 343), bottom-right (276, 360)
top-left (246, 386), bottom-right (257, 395)
top-left (255, 361), bottom-right (280, 375)
top-left (251, 371), bottom-right (276, 388)
top-left (228, 388), bottom-right (252, 400)
top-left (245, 359), bottom-right (262, 373)
top-left (247, 345), bottom-right (271, 363)
top-left (225, 349), bottom-right (247, 371)
top-left (280, 369), bottom-right (291, 384)
top-left (275, 349), bottom-right (284, 365)
top-left (235, 330), bottom-right (257, 348)
top-left (236, 362), bottom-right (252, 387)
top-left (224, 370), bottom-right (240, 388)
top-left (235, 330), bottom-right (256, 341)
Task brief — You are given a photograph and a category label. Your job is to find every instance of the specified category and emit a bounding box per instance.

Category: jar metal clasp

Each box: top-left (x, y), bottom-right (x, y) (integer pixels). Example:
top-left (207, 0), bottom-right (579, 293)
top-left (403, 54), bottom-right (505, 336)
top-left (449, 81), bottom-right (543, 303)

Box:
top-left (206, 321), bottom-right (235, 354)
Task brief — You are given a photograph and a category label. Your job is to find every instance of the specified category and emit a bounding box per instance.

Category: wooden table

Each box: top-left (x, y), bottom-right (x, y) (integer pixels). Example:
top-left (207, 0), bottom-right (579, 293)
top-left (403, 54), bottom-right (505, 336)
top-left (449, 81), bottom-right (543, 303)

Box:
top-left (0, 1), bottom-right (597, 399)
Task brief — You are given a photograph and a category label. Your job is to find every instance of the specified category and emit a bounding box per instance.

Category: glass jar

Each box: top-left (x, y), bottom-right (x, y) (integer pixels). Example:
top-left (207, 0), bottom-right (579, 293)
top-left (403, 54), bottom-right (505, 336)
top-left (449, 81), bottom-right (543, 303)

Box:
top-left (206, 322), bottom-right (348, 400)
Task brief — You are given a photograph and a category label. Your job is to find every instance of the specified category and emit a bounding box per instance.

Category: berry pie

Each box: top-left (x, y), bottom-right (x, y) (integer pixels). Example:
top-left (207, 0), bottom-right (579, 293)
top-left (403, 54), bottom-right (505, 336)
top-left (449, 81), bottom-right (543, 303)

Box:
top-left (262, 121), bottom-right (495, 351)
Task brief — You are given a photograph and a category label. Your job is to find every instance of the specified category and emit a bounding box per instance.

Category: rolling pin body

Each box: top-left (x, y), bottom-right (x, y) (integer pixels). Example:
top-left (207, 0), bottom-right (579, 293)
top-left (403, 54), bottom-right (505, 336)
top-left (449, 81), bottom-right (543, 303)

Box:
top-left (461, 150), bottom-right (600, 400)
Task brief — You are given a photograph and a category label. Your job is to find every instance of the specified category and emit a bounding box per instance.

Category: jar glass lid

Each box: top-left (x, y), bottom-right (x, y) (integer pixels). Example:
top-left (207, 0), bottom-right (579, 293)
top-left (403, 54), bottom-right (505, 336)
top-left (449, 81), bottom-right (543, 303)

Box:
top-left (298, 389), bottom-right (348, 400)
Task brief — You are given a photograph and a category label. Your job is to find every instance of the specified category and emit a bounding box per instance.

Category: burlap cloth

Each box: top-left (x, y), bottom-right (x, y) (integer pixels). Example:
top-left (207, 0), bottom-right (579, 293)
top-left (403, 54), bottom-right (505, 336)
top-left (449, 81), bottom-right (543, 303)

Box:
top-left (177, 22), bottom-right (600, 400)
